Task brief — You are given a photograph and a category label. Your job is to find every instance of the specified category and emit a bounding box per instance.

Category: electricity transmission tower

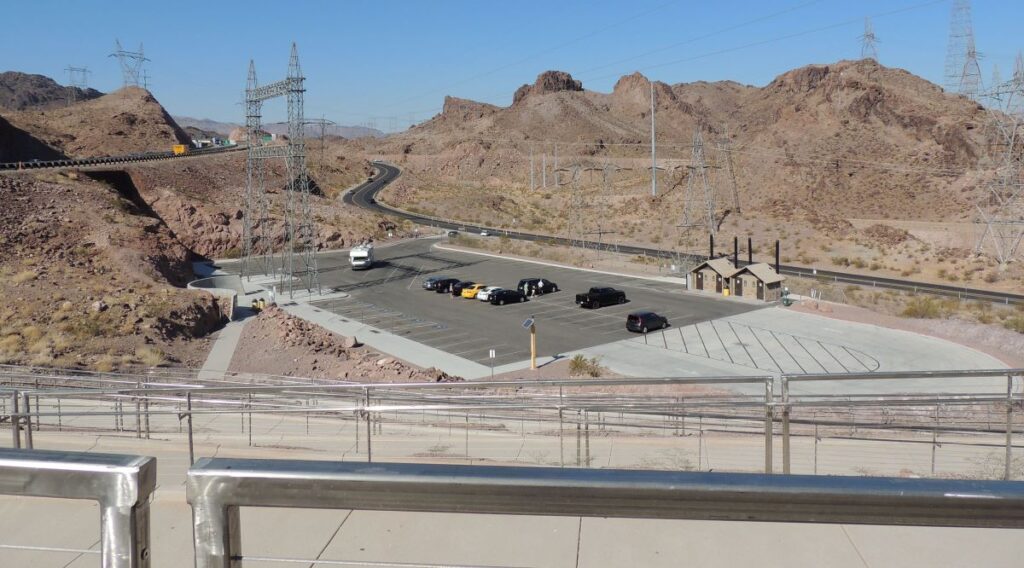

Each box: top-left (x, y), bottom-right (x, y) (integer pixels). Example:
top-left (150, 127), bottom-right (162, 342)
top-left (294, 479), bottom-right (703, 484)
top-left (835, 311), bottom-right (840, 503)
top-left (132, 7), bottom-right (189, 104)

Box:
top-left (944, 0), bottom-right (982, 99)
top-left (860, 17), bottom-right (879, 61)
top-left (241, 43), bottom-right (320, 298)
top-left (974, 66), bottom-right (1024, 267)
top-left (109, 40), bottom-right (149, 87)
top-left (64, 66), bottom-right (90, 106)
top-left (303, 116), bottom-right (337, 181)
top-left (681, 128), bottom-right (718, 236)
top-left (717, 129), bottom-right (742, 215)
top-left (566, 164), bottom-right (586, 250)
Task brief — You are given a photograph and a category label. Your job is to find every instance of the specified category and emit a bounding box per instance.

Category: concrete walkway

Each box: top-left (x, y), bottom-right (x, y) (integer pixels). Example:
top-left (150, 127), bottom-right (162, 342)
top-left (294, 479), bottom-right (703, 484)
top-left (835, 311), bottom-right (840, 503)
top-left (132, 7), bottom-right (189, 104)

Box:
top-left (196, 313), bottom-right (251, 380)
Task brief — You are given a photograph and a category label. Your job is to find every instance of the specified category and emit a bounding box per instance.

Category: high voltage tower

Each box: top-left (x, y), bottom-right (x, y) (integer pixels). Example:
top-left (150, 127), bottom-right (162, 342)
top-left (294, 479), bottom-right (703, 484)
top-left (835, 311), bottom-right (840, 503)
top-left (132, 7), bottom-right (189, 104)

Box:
top-left (944, 0), bottom-right (982, 100)
top-left (974, 56), bottom-right (1024, 267)
top-left (681, 128), bottom-right (718, 236)
top-left (565, 164), bottom-right (587, 251)
top-left (303, 116), bottom-right (337, 180)
top-left (241, 43), bottom-right (320, 298)
top-left (860, 17), bottom-right (879, 62)
top-left (717, 129), bottom-right (742, 215)
top-left (64, 66), bottom-right (90, 106)
top-left (109, 40), bottom-right (149, 88)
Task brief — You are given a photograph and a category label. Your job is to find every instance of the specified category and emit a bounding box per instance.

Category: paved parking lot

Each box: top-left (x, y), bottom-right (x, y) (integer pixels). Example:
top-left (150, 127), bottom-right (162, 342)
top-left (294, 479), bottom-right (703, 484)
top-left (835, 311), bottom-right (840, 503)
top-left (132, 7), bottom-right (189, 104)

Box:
top-left (307, 239), bottom-right (762, 367)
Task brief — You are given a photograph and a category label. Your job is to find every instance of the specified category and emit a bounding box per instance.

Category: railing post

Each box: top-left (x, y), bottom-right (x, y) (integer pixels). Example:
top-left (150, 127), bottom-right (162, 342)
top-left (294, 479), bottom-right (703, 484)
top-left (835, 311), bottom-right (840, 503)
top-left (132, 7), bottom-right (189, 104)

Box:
top-left (191, 498), bottom-right (241, 568)
top-left (764, 379), bottom-right (773, 474)
top-left (782, 377), bottom-right (791, 474)
top-left (187, 392), bottom-right (195, 466)
top-left (364, 388), bottom-right (372, 463)
top-left (135, 381), bottom-right (142, 439)
top-left (10, 393), bottom-right (20, 449)
top-left (22, 393), bottom-right (33, 449)
top-left (101, 502), bottom-right (153, 568)
top-left (1007, 375), bottom-right (1014, 481)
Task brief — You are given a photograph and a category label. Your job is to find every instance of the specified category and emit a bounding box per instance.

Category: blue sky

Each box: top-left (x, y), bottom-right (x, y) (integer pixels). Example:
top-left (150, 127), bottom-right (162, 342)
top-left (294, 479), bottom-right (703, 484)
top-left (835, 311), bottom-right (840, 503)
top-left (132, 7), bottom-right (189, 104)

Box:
top-left (2, 0), bottom-right (1022, 129)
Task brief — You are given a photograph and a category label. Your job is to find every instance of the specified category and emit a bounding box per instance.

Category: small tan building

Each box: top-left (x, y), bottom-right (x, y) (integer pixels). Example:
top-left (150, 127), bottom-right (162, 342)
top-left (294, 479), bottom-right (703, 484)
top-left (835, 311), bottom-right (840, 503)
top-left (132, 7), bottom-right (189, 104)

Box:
top-left (690, 257), bottom-right (740, 294)
top-left (731, 262), bottom-right (786, 302)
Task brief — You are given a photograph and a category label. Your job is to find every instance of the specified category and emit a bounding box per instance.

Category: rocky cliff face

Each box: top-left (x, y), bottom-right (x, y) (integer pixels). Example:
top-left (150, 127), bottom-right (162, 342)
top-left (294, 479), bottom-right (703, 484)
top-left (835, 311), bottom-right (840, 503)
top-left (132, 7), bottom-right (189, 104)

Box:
top-left (0, 71), bottom-right (103, 111)
top-left (513, 71), bottom-right (584, 104)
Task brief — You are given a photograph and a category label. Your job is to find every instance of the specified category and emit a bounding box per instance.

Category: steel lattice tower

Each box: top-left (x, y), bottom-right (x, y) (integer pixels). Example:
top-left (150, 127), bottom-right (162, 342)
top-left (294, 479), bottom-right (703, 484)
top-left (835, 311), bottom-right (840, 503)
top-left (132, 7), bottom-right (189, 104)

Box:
top-left (860, 17), bottom-right (879, 62)
top-left (944, 0), bottom-right (982, 99)
top-left (64, 66), bottom-right (90, 106)
top-left (566, 164), bottom-right (586, 251)
top-left (974, 65), bottom-right (1024, 266)
top-left (109, 40), bottom-right (149, 88)
top-left (240, 44), bottom-right (320, 298)
top-left (681, 128), bottom-right (718, 236)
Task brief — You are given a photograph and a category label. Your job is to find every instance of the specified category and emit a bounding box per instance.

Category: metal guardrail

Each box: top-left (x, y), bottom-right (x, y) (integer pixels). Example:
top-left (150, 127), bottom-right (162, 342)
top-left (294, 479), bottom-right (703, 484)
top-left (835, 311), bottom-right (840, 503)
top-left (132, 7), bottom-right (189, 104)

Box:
top-left (0, 448), bottom-right (156, 568)
top-left (187, 458), bottom-right (1024, 567)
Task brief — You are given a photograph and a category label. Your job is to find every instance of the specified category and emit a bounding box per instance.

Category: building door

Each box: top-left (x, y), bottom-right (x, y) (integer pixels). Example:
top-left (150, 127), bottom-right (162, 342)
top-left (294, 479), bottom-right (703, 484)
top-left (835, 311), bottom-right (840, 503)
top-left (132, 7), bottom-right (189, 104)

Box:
top-left (734, 277), bottom-right (743, 297)
top-left (757, 280), bottom-right (764, 300)
top-left (715, 275), bottom-right (723, 293)
top-left (696, 271), bottom-right (704, 290)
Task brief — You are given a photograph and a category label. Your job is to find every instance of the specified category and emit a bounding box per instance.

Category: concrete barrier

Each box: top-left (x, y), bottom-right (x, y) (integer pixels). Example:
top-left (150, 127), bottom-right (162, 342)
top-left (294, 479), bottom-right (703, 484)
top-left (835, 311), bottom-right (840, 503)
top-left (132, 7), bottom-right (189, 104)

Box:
top-left (188, 275), bottom-right (244, 320)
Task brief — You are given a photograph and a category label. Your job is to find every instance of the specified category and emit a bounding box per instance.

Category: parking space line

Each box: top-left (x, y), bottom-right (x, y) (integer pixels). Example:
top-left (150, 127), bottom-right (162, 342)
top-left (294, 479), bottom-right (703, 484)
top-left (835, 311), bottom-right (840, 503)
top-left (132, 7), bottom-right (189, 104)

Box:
top-left (791, 336), bottom-right (831, 374)
top-left (727, 321), bottom-right (757, 368)
top-left (769, 330), bottom-right (807, 374)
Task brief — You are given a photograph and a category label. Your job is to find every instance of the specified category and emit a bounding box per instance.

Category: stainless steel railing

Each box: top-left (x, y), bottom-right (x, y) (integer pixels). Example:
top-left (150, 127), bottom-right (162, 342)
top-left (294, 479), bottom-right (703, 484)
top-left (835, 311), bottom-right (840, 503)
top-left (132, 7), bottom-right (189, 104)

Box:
top-left (0, 448), bottom-right (156, 568)
top-left (187, 458), bottom-right (1024, 568)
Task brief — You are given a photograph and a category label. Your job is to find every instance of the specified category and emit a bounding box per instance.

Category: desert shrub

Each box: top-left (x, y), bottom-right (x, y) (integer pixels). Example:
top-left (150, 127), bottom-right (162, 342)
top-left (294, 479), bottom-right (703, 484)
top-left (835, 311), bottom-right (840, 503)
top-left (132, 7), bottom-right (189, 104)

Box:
top-left (11, 270), bottom-right (38, 284)
top-left (222, 247), bottom-right (241, 259)
top-left (901, 296), bottom-right (948, 319)
top-left (569, 354), bottom-right (605, 377)
top-left (135, 346), bottom-right (165, 367)
top-left (1004, 316), bottom-right (1024, 334)
top-left (831, 256), bottom-right (850, 267)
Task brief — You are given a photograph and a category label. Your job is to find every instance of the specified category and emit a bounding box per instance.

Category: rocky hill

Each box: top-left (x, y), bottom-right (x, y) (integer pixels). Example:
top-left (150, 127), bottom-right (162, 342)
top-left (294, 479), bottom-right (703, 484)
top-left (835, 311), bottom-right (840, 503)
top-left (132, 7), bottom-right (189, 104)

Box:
top-left (1, 86), bottom-right (191, 158)
top-left (0, 115), bottom-right (65, 162)
top-left (0, 71), bottom-right (103, 111)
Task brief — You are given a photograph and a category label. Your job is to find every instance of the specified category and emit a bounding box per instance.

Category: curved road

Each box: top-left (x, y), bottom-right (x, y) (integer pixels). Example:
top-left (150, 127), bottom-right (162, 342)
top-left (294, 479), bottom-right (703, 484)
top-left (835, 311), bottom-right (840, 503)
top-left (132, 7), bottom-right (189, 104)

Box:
top-left (347, 161), bottom-right (1024, 306)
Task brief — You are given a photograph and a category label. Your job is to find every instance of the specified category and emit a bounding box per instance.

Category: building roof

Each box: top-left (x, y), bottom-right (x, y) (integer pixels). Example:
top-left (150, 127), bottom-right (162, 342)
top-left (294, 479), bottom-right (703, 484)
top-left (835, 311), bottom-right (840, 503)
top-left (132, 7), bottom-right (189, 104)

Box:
top-left (693, 257), bottom-right (740, 278)
top-left (735, 262), bottom-right (785, 284)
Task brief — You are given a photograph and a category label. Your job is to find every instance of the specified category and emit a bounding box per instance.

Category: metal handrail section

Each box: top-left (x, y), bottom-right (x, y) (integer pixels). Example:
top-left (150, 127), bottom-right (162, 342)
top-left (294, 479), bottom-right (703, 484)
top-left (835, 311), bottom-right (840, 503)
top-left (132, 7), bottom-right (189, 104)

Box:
top-left (0, 448), bottom-right (156, 568)
top-left (187, 458), bottom-right (1024, 568)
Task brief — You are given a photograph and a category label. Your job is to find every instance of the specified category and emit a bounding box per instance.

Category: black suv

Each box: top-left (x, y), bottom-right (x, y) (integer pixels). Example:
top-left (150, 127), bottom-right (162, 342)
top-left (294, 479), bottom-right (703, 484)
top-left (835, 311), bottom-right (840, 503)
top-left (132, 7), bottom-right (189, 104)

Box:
top-left (451, 280), bottom-right (475, 296)
top-left (422, 276), bottom-right (448, 290)
top-left (433, 278), bottom-right (460, 293)
top-left (490, 289), bottom-right (528, 305)
top-left (517, 278), bottom-right (559, 296)
top-left (626, 311), bottom-right (669, 333)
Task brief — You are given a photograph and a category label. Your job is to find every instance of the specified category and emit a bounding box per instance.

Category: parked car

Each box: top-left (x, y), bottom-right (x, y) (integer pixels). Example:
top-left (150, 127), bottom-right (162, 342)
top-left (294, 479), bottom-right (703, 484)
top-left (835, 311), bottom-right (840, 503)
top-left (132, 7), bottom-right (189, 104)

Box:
top-left (422, 276), bottom-right (448, 290)
top-left (433, 278), bottom-right (460, 293)
top-left (451, 280), bottom-right (476, 296)
top-left (626, 311), bottom-right (669, 333)
top-left (461, 283), bottom-right (487, 299)
top-left (575, 287), bottom-right (627, 309)
top-left (476, 286), bottom-right (503, 301)
top-left (517, 278), bottom-right (559, 296)
top-left (480, 229), bottom-right (491, 237)
top-left (447, 230), bottom-right (459, 237)
top-left (490, 289), bottom-right (528, 305)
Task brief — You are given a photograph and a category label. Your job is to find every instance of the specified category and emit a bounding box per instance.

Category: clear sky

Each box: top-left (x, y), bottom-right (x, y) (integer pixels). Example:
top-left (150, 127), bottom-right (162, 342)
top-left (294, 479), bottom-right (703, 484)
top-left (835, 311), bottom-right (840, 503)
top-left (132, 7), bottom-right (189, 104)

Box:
top-left (2, 0), bottom-right (1022, 130)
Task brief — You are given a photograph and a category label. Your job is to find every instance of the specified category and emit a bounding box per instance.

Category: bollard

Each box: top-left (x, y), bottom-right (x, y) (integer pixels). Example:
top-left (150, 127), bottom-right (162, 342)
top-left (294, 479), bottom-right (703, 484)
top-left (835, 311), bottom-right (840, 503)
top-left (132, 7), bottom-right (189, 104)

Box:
top-left (187, 392), bottom-right (195, 466)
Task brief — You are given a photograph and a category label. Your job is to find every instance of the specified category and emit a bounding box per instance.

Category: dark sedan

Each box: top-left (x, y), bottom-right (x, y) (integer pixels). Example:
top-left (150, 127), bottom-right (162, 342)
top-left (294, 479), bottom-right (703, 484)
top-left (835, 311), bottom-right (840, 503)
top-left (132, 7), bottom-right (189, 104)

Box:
top-left (451, 280), bottom-right (475, 296)
top-left (422, 276), bottom-right (449, 290)
top-left (626, 311), bottom-right (669, 333)
top-left (433, 278), bottom-right (460, 293)
top-left (490, 289), bottom-right (528, 305)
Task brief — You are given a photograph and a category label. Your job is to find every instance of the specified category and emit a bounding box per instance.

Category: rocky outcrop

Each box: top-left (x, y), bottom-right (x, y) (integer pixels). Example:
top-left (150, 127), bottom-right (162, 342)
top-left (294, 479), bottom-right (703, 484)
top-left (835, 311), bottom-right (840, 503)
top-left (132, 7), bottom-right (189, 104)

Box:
top-left (513, 71), bottom-right (583, 104)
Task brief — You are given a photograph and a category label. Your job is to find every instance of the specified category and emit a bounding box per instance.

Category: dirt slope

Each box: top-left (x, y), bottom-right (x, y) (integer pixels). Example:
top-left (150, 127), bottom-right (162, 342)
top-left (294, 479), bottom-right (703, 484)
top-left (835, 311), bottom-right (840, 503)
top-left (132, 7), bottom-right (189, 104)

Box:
top-left (0, 115), bottom-right (65, 162)
top-left (0, 170), bottom-right (222, 370)
top-left (2, 86), bottom-right (191, 158)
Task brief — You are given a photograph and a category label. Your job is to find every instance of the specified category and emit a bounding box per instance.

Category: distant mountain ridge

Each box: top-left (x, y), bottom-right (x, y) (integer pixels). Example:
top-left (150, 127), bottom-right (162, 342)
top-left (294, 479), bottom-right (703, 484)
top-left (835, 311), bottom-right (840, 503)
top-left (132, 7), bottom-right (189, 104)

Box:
top-left (173, 116), bottom-right (385, 139)
top-left (0, 71), bottom-right (103, 110)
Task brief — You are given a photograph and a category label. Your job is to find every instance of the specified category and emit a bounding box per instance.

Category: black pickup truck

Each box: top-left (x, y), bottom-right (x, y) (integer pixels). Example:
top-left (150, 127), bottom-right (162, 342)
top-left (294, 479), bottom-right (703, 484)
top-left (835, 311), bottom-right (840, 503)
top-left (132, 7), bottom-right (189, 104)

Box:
top-left (575, 287), bottom-right (627, 309)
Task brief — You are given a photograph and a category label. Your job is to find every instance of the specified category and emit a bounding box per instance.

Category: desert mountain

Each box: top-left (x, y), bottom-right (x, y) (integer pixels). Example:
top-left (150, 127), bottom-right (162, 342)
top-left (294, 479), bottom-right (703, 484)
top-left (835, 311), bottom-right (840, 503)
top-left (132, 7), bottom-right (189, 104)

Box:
top-left (371, 60), bottom-right (992, 222)
top-left (0, 71), bottom-right (103, 111)
top-left (1, 86), bottom-right (191, 158)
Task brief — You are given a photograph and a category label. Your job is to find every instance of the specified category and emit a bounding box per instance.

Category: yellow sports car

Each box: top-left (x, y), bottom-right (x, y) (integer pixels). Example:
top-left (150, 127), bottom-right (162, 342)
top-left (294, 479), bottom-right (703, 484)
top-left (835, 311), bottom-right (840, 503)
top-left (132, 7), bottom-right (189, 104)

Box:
top-left (461, 283), bottom-right (486, 298)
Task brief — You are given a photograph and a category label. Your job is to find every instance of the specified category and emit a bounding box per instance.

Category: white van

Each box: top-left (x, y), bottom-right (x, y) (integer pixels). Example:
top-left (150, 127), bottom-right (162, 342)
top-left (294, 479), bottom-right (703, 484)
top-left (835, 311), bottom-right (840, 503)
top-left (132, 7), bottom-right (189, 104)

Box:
top-left (349, 244), bottom-right (374, 270)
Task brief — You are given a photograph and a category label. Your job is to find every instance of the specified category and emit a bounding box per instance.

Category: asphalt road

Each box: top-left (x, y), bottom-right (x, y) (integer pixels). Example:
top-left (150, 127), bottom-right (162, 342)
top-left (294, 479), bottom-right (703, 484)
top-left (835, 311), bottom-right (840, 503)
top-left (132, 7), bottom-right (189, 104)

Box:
top-left (348, 162), bottom-right (1024, 306)
top-left (308, 239), bottom-right (761, 367)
